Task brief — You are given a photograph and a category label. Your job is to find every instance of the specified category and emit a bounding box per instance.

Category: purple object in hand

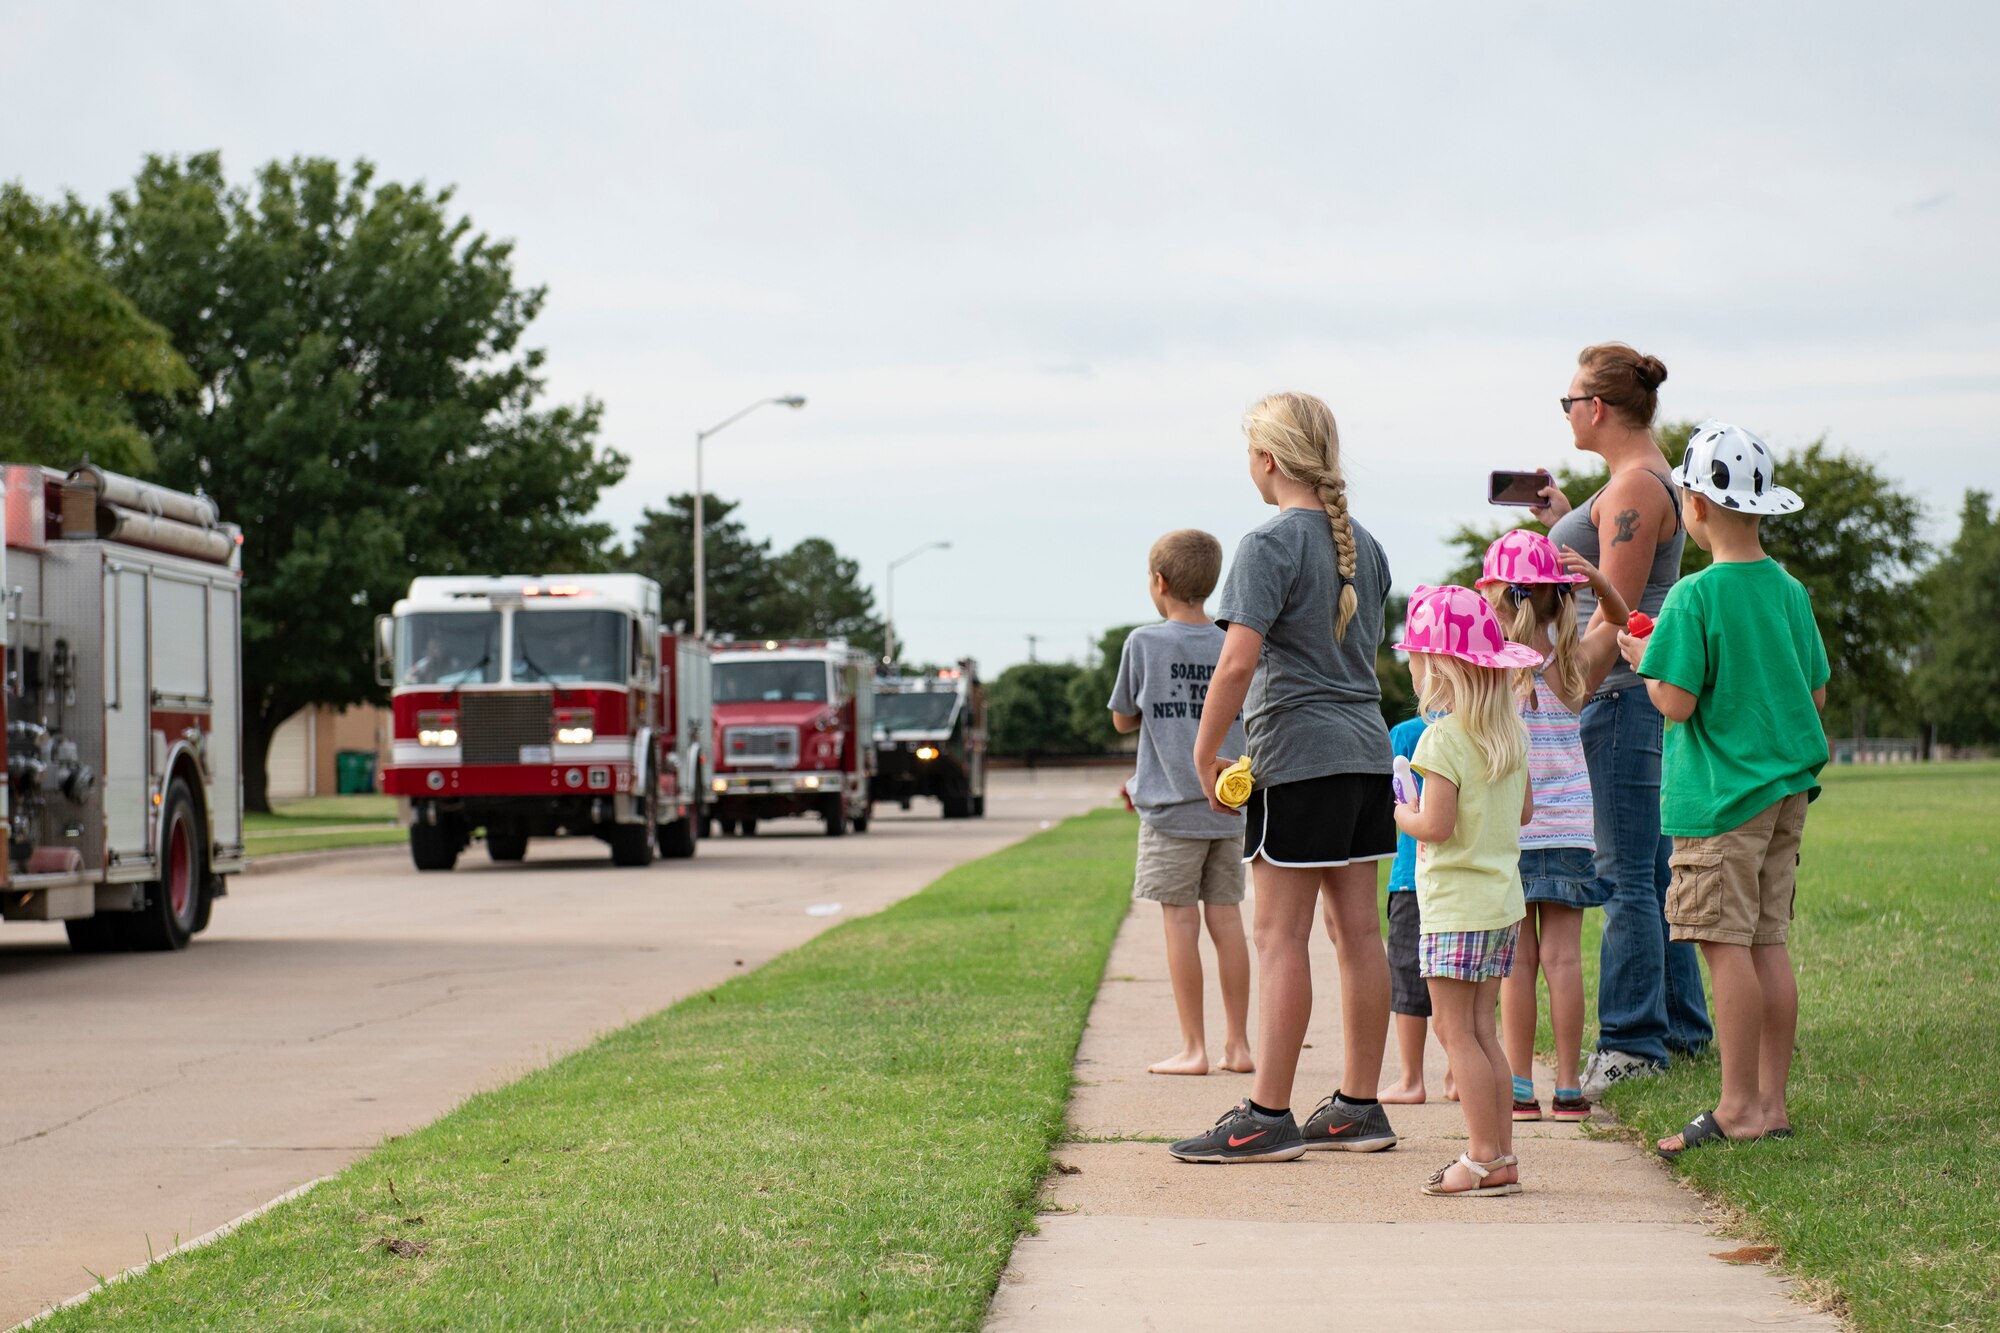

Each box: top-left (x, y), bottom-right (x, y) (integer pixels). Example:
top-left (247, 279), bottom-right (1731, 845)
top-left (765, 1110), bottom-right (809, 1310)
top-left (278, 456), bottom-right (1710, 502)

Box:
top-left (1392, 754), bottom-right (1418, 806)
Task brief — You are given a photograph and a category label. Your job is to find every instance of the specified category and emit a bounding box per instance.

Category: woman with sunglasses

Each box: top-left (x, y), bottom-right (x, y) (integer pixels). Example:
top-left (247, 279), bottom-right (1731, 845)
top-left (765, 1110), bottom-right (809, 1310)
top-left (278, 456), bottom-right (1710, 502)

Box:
top-left (1536, 344), bottom-right (1713, 1102)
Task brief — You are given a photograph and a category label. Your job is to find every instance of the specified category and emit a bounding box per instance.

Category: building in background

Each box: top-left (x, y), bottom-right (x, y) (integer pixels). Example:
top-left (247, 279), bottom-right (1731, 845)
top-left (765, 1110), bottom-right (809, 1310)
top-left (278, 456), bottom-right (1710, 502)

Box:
top-left (265, 705), bottom-right (391, 800)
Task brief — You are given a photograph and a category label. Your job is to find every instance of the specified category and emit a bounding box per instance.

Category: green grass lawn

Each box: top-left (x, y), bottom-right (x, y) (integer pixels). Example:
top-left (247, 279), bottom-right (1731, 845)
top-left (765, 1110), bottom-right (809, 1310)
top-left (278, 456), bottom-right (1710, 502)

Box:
top-left (1520, 762), bottom-right (1999, 1332)
top-left (41, 807), bottom-right (1135, 1330)
top-left (244, 794), bottom-right (405, 855)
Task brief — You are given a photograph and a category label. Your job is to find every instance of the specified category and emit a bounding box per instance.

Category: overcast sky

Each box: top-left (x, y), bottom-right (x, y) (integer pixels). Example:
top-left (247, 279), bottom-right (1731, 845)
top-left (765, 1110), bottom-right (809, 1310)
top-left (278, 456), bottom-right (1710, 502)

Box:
top-left (6, 2), bottom-right (1995, 673)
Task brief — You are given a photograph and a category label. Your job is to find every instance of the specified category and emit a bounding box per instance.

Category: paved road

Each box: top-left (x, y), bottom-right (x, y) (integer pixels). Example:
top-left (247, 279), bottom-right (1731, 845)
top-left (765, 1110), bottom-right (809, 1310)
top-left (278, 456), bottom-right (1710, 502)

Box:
top-left (0, 768), bottom-right (1119, 1326)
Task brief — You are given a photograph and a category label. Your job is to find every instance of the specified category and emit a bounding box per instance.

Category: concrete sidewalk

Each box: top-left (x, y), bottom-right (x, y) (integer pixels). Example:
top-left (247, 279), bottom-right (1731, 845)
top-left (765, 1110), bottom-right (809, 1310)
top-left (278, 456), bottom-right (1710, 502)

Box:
top-left (987, 900), bottom-right (1838, 1331)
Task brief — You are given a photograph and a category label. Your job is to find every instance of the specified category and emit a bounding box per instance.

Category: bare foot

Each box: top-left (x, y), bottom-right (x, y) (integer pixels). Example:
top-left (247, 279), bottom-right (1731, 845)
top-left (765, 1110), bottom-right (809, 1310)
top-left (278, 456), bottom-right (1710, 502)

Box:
top-left (1379, 1081), bottom-right (1427, 1105)
top-left (1443, 1069), bottom-right (1460, 1101)
top-left (1217, 1044), bottom-right (1255, 1073)
top-left (1148, 1051), bottom-right (1210, 1075)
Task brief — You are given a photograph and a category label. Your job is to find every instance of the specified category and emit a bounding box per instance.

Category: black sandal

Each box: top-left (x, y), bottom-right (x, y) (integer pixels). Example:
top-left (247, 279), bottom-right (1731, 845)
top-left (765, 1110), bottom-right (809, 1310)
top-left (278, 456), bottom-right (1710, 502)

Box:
top-left (1657, 1109), bottom-right (1755, 1161)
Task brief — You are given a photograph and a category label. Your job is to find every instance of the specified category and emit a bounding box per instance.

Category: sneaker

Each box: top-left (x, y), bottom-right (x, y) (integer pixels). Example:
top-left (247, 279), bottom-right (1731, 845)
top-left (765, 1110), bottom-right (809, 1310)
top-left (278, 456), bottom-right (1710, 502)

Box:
top-left (1511, 1099), bottom-right (1543, 1122)
top-left (1579, 1050), bottom-right (1664, 1101)
top-left (1300, 1095), bottom-right (1400, 1152)
top-left (1168, 1102), bottom-right (1306, 1163)
top-left (1551, 1094), bottom-right (1592, 1122)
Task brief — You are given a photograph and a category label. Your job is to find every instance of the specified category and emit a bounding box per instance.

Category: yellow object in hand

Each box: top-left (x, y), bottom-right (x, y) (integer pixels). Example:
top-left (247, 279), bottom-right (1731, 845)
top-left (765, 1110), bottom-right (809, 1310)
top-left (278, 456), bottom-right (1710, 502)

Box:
top-left (1215, 755), bottom-right (1255, 808)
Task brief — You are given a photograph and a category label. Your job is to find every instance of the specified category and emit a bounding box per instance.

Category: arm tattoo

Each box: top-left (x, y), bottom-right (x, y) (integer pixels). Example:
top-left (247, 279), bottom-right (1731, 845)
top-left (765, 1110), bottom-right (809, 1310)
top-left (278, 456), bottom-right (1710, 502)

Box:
top-left (1610, 507), bottom-right (1642, 546)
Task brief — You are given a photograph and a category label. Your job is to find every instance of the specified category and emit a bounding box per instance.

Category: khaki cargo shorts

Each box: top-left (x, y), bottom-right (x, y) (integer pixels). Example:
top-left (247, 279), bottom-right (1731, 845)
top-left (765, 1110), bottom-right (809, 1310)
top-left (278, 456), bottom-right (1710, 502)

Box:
top-left (1134, 822), bottom-right (1246, 907)
top-left (1667, 792), bottom-right (1809, 947)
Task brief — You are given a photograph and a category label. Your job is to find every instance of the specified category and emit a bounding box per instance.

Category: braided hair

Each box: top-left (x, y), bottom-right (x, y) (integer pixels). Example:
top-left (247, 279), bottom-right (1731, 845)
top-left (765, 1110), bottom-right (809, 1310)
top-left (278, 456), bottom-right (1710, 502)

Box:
top-left (1244, 391), bottom-right (1359, 640)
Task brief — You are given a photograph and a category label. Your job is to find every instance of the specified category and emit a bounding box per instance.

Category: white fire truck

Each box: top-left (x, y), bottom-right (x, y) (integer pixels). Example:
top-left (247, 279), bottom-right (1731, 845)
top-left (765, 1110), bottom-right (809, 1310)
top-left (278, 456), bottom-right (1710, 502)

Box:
top-left (709, 638), bottom-right (874, 836)
top-left (377, 575), bottom-right (711, 870)
top-left (0, 463), bottom-right (245, 952)
top-left (874, 661), bottom-right (987, 818)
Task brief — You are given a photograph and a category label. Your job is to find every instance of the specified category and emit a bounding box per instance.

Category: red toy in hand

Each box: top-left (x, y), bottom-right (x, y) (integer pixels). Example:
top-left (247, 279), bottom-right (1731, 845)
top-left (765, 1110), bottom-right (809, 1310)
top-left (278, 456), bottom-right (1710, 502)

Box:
top-left (1626, 611), bottom-right (1655, 637)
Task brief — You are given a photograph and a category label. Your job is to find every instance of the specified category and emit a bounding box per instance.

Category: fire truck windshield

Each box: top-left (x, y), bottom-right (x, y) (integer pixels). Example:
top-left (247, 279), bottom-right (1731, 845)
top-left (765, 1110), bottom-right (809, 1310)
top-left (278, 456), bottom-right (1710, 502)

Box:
top-left (511, 609), bottom-right (629, 684)
top-left (875, 690), bottom-right (959, 732)
top-left (397, 612), bottom-right (501, 685)
top-left (715, 660), bottom-right (829, 703)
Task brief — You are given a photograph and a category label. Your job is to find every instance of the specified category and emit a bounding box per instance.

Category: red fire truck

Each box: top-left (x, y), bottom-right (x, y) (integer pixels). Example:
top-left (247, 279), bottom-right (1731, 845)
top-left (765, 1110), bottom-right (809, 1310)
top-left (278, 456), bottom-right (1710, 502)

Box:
top-left (377, 575), bottom-right (711, 870)
top-left (0, 463), bottom-right (246, 952)
top-left (708, 638), bottom-right (874, 837)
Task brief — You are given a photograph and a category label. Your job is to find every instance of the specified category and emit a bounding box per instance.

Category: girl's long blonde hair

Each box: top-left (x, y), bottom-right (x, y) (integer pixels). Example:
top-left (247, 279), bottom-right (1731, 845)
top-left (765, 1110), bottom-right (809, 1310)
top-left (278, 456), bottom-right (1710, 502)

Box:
top-left (1243, 391), bottom-right (1359, 640)
top-left (1417, 654), bottom-right (1527, 782)
top-left (1482, 583), bottom-right (1585, 709)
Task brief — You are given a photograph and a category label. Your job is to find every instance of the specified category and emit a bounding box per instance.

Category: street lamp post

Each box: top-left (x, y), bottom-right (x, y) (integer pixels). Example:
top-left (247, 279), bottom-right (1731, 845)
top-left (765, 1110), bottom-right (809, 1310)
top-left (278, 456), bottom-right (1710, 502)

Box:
top-left (884, 540), bottom-right (951, 669)
top-left (693, 395), bottom-right (806, 639)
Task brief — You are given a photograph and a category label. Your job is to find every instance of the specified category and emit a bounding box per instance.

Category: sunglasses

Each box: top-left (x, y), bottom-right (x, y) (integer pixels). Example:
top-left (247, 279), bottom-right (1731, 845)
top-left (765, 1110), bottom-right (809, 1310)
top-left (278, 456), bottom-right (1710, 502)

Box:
top-left (1559, 394), bottom-right (1598, 416)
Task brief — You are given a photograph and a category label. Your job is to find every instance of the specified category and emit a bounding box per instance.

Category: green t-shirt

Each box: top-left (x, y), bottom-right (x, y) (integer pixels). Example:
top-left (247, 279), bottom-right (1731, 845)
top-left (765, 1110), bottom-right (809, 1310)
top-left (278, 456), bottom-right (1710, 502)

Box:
top-left (1410, 714), bottom-right (1527, 933)
top-left (1638, 558), bottom-right (1831, 838)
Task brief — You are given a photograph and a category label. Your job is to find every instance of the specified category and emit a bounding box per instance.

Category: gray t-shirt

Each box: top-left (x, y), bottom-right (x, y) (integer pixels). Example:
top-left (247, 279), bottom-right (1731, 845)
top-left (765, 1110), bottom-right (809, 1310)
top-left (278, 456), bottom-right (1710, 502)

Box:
top-left (1108, 620), bottom-right (1248, 839)
top-left (1213, 507), bottom-right (1393, 787)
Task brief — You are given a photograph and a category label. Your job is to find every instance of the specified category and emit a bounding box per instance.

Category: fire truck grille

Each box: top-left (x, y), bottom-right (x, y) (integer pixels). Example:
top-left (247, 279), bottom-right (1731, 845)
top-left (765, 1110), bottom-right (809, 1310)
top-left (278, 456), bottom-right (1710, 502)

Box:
top-left (459, 693), bottom-right (554, 765)
top-left (724, 725), bottom-right (799, 768)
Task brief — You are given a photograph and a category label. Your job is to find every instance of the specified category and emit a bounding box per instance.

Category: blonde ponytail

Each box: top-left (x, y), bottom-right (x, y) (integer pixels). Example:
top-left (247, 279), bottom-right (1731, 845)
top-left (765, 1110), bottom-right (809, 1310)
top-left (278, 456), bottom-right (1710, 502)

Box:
top-left (1244, 391), bottom-right (1360, 641)
top-left (1482, 583), bottom-right (1587, 710)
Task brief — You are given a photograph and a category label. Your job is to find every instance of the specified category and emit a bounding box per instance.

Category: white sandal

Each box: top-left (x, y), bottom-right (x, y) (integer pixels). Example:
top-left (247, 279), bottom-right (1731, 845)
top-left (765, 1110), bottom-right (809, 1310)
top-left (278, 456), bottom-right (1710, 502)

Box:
top-left (1421, 1152), bottom-right (1521, 1197)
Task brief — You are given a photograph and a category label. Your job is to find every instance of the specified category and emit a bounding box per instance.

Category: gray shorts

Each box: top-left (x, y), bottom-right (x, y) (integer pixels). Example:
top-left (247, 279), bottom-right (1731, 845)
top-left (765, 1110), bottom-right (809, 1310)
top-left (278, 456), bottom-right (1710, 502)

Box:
top-left (1135, 823), bottom-right (1246, 907)
top-left (1385, 891), bottom-right (1430, 1017)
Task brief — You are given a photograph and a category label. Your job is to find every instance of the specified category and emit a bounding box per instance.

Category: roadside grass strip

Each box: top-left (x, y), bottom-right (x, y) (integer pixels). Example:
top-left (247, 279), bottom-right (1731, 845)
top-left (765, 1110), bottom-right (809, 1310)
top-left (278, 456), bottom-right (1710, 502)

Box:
top-left (1596, 763), bottom-right (2000, 1332)
top-left (246, 797), bottom-right (406, 856)
top-left (37, 807), bottom-right (1134, 1331)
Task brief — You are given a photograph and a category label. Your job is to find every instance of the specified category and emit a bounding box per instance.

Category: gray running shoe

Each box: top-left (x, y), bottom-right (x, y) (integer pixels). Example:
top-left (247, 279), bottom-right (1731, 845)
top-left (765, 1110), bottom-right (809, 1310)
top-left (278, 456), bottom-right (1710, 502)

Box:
top-left (1580, 1050), bottom-right (1664, 1101)
top-left (1168, 1102), bottom-right (1306, 1163)
top-left (1301, 1095), bottom-right (1400, 1151)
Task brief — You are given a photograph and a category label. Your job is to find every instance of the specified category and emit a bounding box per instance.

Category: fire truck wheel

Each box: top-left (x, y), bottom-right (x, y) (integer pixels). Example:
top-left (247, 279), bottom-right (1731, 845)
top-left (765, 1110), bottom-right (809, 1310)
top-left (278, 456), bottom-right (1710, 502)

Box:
top-left (972, 794), bottom-right (986, 818)
top-left (821, 794), bottom-right (848, 837)
top-left (486, 828), bottom-right (529, 862)
top-left (852, 805), bottom-right (870, 835)
top-left (609, 782), bottom-right (657, 867)
top-left (123, 780), bottom-right (205, 951)
top-left (716, 818), bottom-right (736, 836)
top-left (658, 812), bottom-right (698, 859)
top-left (698, 815), bottom-right (715, 839)
top-left (740, 818), bottom-right (758, 837)
top-left (410, 821), bottom-right (460, 872)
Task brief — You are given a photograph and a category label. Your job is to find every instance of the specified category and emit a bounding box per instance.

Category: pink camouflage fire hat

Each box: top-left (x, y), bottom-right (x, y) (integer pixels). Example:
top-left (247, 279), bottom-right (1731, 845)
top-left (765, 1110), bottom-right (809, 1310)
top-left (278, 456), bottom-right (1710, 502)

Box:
top-left (1475, 529), bottom-right (1588, 588)
top-left (1395, 585), bottom-right (1545, 668)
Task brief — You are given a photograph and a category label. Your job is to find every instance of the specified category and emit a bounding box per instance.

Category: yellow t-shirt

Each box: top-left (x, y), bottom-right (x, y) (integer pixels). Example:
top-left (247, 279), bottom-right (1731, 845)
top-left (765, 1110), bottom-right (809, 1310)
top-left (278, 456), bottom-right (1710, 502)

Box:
top-left (1411, 714), bottom-right (1528, 933)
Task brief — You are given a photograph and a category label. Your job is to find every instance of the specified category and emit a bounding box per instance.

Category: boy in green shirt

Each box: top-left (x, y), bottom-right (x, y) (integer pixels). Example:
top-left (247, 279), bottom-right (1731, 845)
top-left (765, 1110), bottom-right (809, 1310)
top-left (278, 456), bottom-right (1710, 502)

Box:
top-left (1616, 422), bottom-right (1830, 1161)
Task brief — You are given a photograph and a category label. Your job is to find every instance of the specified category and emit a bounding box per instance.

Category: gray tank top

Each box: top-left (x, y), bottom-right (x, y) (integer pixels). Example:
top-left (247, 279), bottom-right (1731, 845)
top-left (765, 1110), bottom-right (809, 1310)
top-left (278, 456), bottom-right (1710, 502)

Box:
top-left (1546, 470), bottom-right (1684, 694)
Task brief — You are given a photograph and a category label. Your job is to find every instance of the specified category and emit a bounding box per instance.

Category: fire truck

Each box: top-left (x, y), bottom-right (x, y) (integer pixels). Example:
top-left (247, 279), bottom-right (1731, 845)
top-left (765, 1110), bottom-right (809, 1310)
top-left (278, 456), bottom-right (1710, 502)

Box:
top-left (377, 575), bottom-right (711, 870)
top-left (708, 638), bottom-right (874, 837)
top-left (0, 463), bottom-right (245, 952)
top-left (874, 661), bottom-right (987, 818)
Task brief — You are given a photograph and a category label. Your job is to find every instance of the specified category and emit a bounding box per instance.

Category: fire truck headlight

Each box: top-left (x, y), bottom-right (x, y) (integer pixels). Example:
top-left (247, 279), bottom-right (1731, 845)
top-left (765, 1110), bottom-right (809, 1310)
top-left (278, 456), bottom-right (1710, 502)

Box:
top-left (416, 711), bottom-right (459, 747)
top-left (916, 746), bottom-right (940, 761)
top-left (555, 726), bottom-right (595, 745)
top-left (802, 775), bottom-right (821, 790)
top-left (554, 707), bottom-right (595, 745)
top-left (418, 728), bottom-right (459, 747)
top-left (711, 777), bottom-right (729, 794)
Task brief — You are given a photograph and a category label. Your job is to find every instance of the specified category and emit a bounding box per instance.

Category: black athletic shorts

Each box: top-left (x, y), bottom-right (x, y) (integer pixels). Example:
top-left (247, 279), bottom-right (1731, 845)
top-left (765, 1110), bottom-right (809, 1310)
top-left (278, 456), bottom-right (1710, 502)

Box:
top-left (1385, 891), bottom-right (1430, 1017)
top-left (1241, 771), bottom-right (1397, 869)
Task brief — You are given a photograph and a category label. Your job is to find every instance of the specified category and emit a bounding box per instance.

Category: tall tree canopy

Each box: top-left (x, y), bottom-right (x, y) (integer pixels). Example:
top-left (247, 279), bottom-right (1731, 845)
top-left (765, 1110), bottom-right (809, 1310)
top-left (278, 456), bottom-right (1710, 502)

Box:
top-left (623, 492), bottom-right (884, 654)
top-left (988, 662), bottom-right (1089, 759)
top-left (0, 183), bottom-right (192, 471)
top-left (1911, 491), bottom-right (2000, 745)
top-left (86, 153), bottom-right (626, 809)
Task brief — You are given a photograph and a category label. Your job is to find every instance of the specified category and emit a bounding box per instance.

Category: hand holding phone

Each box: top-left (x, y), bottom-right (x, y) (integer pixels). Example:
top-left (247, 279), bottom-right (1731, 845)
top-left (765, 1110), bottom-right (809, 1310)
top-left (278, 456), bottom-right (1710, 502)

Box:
top-left (1489, 469), bottom-right (1554, 507)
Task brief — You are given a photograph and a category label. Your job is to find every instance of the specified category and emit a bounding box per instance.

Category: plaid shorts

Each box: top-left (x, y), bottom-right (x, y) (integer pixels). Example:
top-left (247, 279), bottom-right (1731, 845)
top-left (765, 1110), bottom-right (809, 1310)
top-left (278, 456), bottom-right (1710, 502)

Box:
top-left (1419, 923), bottom-right (1522, 981)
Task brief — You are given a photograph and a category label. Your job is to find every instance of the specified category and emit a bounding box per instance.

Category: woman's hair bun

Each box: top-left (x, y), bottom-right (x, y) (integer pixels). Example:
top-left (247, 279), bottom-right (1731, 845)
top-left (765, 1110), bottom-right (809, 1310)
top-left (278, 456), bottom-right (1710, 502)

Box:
top-left (1633, 355), bottom-right (1668, 390)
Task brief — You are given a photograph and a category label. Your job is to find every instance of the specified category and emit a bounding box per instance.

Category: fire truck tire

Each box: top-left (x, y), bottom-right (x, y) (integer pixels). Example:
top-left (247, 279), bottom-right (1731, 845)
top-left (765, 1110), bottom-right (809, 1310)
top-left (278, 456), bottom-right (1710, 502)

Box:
top-left (121, 780), bottom-right (205, 951)
top-left (410, 822), bottom-right (460, 872)
top-left (486, 828), bottom-right (529, 862)
top-left (658, 813), bottom-right (698, 859)
top-left (716, 818), bottom-right (736, 836)
top-left (698, 815), bottom-right (715, 839)
top-left (972, 794), bottom-right (986, 818)
top-left (609, 781), bottom-right (657, 867)
top-left (852, 807), bottom-right (870, 835)
top-left (821, 794), bottom-right (848, 837)
top-left (740, 818), bottom-right (758, 837)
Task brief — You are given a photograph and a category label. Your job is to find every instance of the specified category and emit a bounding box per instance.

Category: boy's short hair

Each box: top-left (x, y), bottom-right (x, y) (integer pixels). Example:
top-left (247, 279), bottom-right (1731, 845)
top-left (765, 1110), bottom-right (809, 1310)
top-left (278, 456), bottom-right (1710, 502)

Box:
top-left (1150, 529), bottom-right (1223, 603)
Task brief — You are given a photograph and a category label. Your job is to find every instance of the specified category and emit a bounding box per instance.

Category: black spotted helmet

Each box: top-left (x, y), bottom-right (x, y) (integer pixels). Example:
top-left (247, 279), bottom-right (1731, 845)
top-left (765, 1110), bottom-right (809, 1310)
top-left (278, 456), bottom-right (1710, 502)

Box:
top-left (1672, 420), bottom-right (1804, 516)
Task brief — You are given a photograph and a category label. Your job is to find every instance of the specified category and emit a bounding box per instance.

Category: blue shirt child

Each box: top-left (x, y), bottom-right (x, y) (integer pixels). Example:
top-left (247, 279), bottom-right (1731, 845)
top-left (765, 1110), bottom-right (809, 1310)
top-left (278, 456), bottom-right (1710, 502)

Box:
top-left (1386, 715), bottom-right (1427, 892)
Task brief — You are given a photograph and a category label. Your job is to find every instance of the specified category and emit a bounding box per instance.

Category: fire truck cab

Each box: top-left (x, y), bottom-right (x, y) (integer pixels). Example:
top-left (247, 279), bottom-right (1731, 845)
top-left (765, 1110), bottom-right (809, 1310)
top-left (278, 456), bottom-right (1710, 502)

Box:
top-left (709, 639), bottom-right (874, 837)
top-left (0, 463), bottom-right (246, 952)
top-left (378, 574), bottom-right (709, 870)
top-left (873, 660), bottom-right (987, 818)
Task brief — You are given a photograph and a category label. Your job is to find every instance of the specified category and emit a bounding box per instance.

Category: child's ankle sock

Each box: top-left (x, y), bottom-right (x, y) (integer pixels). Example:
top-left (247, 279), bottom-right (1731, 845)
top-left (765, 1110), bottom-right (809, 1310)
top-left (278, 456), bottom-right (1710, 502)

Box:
top-left (1334, 1090), bottom-right (1378, 1107)
top-left (1512, 1076), bottom-right (1535, 1102)
top-left (1247, 1099), bottom-right (1288, 1119)
top-left (1557, 1087), bottom-right (1582, 1101)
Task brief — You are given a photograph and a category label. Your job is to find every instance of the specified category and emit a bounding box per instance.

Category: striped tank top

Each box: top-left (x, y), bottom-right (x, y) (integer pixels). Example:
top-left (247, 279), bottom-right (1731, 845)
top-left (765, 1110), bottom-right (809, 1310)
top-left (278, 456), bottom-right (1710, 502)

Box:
top-left (1520, 670), bottom-right (1595, 850)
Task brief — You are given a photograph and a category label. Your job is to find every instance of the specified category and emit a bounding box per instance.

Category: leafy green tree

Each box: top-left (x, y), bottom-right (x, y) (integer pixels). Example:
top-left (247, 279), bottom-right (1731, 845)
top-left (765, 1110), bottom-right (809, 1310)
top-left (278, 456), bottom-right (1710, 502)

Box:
top-left (87, 153), bottom-right (626, 809)
top-left (1377, 591), bottom-right (1417, 726)
top-left (988, 662), bottom-right (1088, 759)
top-left (1911, 492), bottom-right (2000, 745)
top-left (0, 183), bottom-right (192, 471)
top-left (621, 492), bottom-right (884, 654)
top-left (1067, 623), bottom-right (1141, 751)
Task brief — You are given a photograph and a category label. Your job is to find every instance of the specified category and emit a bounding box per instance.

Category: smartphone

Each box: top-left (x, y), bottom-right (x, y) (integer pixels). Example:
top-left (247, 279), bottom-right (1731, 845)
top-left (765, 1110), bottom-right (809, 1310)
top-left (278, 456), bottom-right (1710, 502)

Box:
top-left (1489, 470), bottom-right (1553, 507)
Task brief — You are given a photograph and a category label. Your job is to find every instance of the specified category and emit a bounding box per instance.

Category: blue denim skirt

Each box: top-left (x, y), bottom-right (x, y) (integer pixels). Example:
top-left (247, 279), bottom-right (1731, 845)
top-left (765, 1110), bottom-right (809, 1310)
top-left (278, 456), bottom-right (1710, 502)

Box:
top-left (1520, 845), bottom-right (1610, 908)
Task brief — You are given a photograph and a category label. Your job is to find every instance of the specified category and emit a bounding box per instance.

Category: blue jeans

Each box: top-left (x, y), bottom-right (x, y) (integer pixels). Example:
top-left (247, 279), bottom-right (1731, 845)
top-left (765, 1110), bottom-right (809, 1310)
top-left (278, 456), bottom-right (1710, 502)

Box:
top-left (1581, 687), bottom-right (1712, 1064)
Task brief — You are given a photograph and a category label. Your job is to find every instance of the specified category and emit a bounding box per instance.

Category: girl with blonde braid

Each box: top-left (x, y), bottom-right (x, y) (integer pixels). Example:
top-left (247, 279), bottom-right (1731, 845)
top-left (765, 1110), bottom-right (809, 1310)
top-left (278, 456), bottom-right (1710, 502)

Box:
top-left (1474, 531), bottom-right (1629, 1123)
top-left (1170, 392), bottom-right (1400, 1164)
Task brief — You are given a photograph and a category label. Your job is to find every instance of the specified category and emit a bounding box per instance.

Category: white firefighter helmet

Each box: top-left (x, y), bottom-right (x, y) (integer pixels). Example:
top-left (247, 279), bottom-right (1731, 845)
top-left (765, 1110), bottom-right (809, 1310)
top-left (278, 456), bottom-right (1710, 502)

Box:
top-left (1673, 421), bottom-right (1804, 516)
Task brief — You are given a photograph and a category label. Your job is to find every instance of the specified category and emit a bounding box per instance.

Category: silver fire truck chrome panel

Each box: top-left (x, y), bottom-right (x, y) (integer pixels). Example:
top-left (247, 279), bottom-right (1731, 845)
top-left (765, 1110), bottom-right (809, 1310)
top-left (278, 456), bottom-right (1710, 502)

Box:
top-left (722, 724), bottom-right (798, 768)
